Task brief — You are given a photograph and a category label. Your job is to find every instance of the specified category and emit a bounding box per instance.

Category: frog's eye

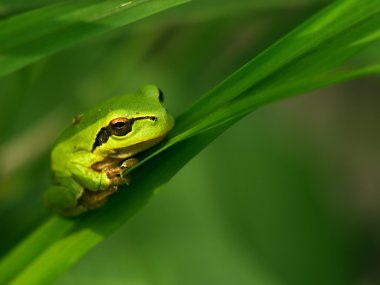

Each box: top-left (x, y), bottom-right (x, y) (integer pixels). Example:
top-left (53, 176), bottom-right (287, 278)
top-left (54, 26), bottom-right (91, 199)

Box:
top-left (109, 117), bottom-right (132, 136)
top-left (158, 88), bottom-right (164, 103)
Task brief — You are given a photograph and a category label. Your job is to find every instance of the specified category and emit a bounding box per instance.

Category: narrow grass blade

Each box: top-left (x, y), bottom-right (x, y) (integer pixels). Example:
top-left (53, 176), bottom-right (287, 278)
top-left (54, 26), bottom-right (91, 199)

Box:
top-left (0, 0), bottom-right (190, 77)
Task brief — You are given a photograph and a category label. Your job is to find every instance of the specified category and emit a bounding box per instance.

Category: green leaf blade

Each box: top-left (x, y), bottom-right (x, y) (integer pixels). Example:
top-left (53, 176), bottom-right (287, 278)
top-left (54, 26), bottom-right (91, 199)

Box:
top-left (0, 0), bottom-right (190, 77)
top-left (176, 0), bottom-right (380, 132)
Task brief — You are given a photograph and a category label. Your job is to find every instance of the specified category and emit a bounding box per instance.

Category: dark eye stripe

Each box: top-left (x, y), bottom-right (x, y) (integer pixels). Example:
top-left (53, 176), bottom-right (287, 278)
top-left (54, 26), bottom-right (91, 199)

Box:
top-left (91, 115), bottom-right (158, 152)
top-left (92, 127), bottom-right (111, 152)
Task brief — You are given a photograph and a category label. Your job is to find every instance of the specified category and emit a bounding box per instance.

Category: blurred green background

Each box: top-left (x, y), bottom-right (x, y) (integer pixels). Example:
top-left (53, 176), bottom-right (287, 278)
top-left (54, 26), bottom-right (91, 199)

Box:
top-left (0, 1), bottom-right (379, 284)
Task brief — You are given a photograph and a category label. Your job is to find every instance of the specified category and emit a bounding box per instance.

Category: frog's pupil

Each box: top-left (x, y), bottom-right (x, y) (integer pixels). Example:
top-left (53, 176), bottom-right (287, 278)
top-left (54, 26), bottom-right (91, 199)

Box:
top-left (109, 118), bottom-right (131, 136)
top-left (113, 122), bottom-right (125, 128)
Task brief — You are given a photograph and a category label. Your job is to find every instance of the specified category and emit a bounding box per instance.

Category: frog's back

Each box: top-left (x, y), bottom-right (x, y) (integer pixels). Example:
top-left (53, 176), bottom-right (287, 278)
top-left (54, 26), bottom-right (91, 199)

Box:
top-left (51, 117), bottom-right (99, 176)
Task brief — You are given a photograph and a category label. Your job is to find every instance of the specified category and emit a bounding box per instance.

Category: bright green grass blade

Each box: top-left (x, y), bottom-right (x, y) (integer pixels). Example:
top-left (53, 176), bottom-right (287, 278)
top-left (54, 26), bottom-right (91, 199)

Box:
top-left (0, 0), bottom-right (190, 77)
top-left (131, 0), bottom-right (380, 166)
top-left (130, 63), bottom-right (380, 173)
top-left (0, 217), bottom-right (74, 284)
top-left (1, 0), bottom-right (380, 284)
top-left (0, 0), bottom-right (64, 18)
top-left (175, 0), bottom-right (380, 131)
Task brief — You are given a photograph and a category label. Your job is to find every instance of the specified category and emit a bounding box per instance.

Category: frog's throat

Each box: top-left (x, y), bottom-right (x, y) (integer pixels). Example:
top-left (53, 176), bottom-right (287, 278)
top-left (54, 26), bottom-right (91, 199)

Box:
top-left (108, 134), bottom-right (168, 159)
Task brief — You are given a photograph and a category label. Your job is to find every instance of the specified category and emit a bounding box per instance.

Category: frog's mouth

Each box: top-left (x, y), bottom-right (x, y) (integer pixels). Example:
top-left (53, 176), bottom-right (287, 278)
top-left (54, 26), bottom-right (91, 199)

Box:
top-left (92, 116), bottom-right (157, 152)
top-left (90, 134), bottom-right (168, 176)
top-left (108, 134), bottom-right (168, 159)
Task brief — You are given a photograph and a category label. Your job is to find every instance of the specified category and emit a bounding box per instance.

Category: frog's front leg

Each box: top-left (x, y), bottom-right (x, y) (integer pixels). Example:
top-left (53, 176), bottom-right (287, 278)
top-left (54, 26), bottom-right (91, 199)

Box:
top-left (68, 159), bottom-right (119, 191)
top-left (91, 157), bottom-right (140, 185)
top-left (68, 155), bottom-right (139, 192)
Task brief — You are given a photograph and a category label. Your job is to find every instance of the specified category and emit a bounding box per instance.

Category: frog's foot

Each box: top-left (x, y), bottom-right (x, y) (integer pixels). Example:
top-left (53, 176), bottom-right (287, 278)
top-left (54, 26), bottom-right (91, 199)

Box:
top-left (106, 166), bottom-right (130, 186)
top-left (76, 185), bottom-right (119, 212)
top-left (106, 157), bottom-right (139, 186)
top-left (58, 186), bottom-right (119, 216)
top-left (121, 157), bottom-right (139, 168)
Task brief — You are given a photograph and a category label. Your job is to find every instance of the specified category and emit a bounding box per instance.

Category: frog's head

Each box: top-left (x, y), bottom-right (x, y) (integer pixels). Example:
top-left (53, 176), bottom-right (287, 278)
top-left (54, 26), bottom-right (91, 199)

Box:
top-left (92, 85), bottom-right (175, 158)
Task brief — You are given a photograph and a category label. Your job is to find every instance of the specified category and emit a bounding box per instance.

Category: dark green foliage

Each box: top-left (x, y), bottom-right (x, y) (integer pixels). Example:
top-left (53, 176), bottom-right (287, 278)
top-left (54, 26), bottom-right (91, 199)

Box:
top-left (0, 0), bottom-right (379, 284)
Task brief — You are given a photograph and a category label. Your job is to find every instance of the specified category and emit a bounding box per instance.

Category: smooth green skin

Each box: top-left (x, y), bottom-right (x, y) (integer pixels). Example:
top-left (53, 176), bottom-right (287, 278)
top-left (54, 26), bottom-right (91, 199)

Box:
top-left (44, 85), bottom-right (175, 216)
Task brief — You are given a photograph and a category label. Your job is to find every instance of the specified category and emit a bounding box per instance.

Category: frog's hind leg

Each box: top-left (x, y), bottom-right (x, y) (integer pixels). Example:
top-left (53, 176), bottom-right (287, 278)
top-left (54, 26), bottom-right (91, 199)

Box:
top-left (77, 186), bottom-right (119, 211)
top-left (44, 182), bottom-right (83, 216)
top-left (58, 186), bottom-right (119, 216)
